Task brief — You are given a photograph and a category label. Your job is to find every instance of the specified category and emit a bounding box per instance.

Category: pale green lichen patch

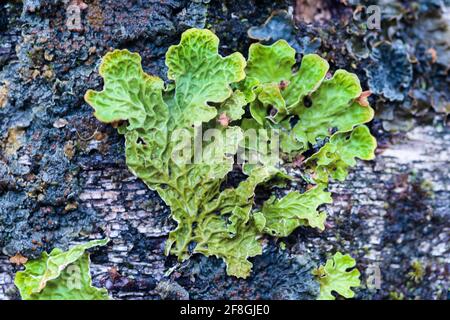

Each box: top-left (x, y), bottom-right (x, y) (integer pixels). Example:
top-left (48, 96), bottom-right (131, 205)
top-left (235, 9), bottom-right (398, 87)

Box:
top-left (14, 239), bottom-right (110, 300)
top-left (86, 29), bottom-right (268, 278)
top-left (165, 28), bottom-right (246, 126)
top-left (242, 39), bottom-right (373, 153)
top-left (256, 185), bottom-right (332, 237)
top-left (306, 125), bottom-right (377, 182)
top-left (85, 28), bottom-right (377, 281)
top-left (313, 252), bottom-right (361, 300)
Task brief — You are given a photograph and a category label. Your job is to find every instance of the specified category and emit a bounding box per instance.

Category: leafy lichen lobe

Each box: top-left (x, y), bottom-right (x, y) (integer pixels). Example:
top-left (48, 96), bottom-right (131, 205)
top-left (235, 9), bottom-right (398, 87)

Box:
top-left (85, 28), bottom-right (376, 280)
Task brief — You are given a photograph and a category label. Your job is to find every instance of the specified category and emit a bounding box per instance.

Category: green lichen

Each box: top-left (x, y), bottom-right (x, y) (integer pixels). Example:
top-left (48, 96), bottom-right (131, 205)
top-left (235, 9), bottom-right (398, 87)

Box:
top-left (85, 28), bottom-right (377, 280)
top-left (305, 125), bottom-right (376, 182)
top-left (408, 259), bottom-right (425, 284)
top-left (389, 291), bottom-right (405, 300)
top-left (313, 252), bottom-right (361, 300)
top-left (14, 239), bottom-right (110, 300)
top-left (240, 40), bottom-right (374, 155)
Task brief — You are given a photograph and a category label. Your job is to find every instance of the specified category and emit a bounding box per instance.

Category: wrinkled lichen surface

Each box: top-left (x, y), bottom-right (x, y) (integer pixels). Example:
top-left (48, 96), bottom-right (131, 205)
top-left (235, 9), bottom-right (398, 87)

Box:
top-left (0, 0), bottom-right (448, 300)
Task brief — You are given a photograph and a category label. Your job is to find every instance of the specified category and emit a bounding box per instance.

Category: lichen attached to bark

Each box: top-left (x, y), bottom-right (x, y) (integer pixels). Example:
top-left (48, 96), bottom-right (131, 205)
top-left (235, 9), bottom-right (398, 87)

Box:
top-left (85, 28), bottom-right (376, 282)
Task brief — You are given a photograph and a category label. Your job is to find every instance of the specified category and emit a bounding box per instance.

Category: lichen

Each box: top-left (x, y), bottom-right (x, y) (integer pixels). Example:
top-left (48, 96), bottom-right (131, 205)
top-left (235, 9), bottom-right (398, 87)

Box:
top-left (408, 259), bottom-right (425, 284)
top-left (85, 28), bottom-right (376, 281)
top-left (365, 40), bottom-right (413, 102)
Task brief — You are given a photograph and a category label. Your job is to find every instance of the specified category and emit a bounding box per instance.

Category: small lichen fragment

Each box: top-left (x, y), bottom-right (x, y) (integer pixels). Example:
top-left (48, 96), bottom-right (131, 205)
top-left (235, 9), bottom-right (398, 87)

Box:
top-left (14, 239), bottom-right (110, 300)
top-left (313, 252), bottom-right (361, 300)
top-left (257, 185), bottom-right (332, 237)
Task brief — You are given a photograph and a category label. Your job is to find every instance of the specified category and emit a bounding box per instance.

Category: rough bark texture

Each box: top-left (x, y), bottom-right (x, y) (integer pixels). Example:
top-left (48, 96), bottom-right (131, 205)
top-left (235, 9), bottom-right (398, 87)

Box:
top-left (0, 0), bottom-right (448, 300)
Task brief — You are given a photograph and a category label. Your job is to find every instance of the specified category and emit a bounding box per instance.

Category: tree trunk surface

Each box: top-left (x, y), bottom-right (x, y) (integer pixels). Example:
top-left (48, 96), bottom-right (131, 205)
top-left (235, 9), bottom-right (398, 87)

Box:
top-left (0, 0), bottom-right (448, 300)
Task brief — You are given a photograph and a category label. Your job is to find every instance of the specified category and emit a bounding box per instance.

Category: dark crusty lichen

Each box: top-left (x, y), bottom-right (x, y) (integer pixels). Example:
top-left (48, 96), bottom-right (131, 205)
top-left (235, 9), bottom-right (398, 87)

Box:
top-left (365, 41), bottom-right (413, 102)
top-left (170, 244), bottom-right (319, 300)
